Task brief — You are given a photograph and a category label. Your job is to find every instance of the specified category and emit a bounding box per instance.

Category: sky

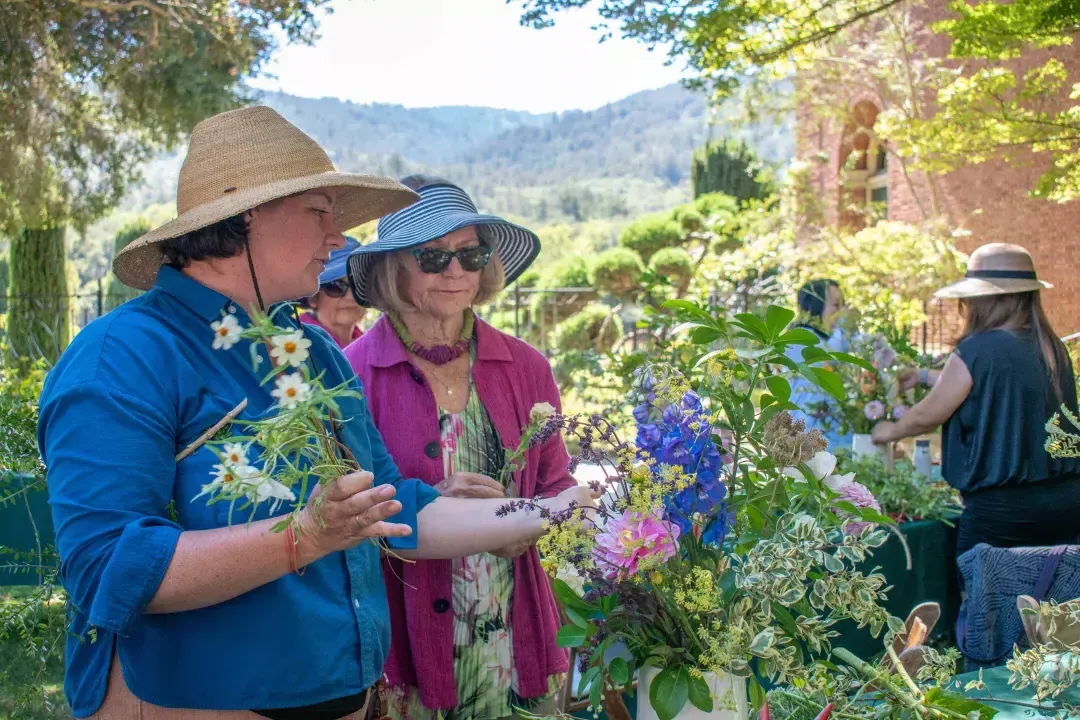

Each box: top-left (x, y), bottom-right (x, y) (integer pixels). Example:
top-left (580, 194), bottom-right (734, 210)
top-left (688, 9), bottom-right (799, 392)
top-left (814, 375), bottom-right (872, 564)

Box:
top-left (249, 0), bottom-right (688, 113)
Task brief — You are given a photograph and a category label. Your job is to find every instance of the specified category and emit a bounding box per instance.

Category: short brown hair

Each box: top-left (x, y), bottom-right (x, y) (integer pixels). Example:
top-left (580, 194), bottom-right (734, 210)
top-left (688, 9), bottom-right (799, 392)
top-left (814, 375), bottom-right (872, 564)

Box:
top-left (365, 236), bottom-right (506, 315)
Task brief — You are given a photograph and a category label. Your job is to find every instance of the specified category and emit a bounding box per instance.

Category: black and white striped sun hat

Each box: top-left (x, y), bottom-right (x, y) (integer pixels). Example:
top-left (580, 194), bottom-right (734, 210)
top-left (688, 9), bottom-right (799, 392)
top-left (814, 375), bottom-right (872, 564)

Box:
top-left (346, 180), bottom-right (541, 308)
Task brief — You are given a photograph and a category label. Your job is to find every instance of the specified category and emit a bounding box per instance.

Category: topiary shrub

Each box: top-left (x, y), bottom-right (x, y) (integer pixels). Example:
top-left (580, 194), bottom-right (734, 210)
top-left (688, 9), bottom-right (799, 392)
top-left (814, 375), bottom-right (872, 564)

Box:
top-left (589, 247), bottom-right (645, 296)
top-left (649, 247), bottom-right (694, 293)
top-left (529, 256), bottom-right (594, 326)
top-left (514, 268), bottom-right (541, 289)
top-left (618, 214), bottom-right (683, 263)
top-left (551, 303), bottom-right (623, 353)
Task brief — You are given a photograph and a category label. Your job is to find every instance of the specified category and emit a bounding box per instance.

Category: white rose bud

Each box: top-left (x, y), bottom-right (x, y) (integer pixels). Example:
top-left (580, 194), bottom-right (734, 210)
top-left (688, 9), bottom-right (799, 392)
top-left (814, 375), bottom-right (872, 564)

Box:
top-left (530, 402), bottom-right (556, 424)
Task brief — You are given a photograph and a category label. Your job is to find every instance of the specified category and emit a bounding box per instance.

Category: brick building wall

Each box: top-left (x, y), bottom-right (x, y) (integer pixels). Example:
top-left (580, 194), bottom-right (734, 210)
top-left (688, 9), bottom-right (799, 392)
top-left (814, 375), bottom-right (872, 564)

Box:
top-left (796, 0), bottom-right (1080, 337)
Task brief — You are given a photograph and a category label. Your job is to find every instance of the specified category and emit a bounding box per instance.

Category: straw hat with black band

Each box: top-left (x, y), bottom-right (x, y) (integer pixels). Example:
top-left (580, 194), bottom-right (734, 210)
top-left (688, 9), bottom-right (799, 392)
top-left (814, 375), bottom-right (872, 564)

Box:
top-left (935, 243), bottom-right (1051, 300)
top-left (112, 106), bottom-right (419, 293)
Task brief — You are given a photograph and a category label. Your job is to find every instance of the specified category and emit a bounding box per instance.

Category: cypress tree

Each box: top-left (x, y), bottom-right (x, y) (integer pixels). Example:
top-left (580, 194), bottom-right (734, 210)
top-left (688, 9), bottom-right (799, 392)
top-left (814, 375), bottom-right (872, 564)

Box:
top-left (105, 220), bottom-right (151, 306)
top-left (7, 226), bottom-right (69, 366)
top-left (691, 140), bottom-right (772, 201)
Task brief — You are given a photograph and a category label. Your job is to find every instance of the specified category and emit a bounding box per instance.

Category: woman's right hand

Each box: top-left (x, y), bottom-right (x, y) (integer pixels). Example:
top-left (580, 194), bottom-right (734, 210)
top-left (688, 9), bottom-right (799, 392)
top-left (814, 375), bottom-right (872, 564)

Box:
top-left (299, 471), bottom-right (413, 557)
top-left (541, 483), bottom-right (602, 517)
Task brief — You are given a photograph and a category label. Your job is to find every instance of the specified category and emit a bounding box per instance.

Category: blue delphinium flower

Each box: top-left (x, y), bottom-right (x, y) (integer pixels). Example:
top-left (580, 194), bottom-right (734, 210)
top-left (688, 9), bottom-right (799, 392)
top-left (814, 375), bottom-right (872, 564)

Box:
top-left (633, 387), bottom-right (731, 546)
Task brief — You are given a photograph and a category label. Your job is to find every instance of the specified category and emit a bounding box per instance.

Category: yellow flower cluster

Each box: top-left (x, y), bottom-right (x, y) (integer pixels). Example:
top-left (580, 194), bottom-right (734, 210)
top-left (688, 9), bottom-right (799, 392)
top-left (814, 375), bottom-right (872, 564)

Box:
top-left (703, 348), bottom-right (739, 387)
top-left (672, 567), bottom-right (723, 615)
top-left (536, 516), bottom-right (595, 576)
top-left (654, 374), bottom-right (691, 407)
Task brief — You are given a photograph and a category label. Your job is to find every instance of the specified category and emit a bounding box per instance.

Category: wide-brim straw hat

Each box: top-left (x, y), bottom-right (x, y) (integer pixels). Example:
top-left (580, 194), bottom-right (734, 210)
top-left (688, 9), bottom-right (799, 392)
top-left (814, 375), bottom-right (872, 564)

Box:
top-left (935, 243), bottom-right (1052, 299)
top-left (113, 106), bottom-right (419, 290)
top-left (346, 181), bottom-right (541, 308)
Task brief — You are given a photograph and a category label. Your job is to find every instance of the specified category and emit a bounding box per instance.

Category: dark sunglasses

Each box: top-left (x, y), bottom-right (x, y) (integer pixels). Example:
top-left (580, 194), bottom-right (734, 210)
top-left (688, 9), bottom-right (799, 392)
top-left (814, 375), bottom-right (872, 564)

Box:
top-left (410, 244), bottom-right (492, 274)
top-left (319, 278), bottom-right (350, 298)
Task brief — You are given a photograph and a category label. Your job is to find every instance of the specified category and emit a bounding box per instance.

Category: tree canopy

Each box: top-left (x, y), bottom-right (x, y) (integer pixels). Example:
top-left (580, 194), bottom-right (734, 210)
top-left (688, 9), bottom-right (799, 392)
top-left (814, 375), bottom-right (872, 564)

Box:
top-left (0, 0), bottom-right (330, 233)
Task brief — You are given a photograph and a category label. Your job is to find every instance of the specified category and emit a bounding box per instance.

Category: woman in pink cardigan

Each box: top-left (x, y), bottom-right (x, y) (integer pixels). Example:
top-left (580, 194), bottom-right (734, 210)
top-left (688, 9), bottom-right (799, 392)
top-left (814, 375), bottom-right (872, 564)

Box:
top-left (343, 175), bottom-right (574, 720)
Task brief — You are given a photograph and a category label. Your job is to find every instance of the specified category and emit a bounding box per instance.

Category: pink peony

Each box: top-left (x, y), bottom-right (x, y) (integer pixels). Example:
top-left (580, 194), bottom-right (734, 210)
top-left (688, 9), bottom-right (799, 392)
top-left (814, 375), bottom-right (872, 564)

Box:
top-left (864, 400), bottom-right (886, 421)
top-left (825, 475), bottom-right (882, 534)
top-left (892, 404), bottom-right (908, 420)
top-left (593, 511), bottom-right (680, 580)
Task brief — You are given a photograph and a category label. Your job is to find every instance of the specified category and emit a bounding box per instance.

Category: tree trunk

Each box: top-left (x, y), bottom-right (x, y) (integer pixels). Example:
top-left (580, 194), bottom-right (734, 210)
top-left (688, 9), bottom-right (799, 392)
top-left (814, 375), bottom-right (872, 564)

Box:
top-left (7, 225), bottom-right (70, 367)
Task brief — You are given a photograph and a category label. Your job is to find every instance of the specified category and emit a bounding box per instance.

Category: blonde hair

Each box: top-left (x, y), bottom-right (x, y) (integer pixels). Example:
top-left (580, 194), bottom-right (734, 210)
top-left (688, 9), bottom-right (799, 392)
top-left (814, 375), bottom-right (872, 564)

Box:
top-left (365, 235), bottom-right (506, 316)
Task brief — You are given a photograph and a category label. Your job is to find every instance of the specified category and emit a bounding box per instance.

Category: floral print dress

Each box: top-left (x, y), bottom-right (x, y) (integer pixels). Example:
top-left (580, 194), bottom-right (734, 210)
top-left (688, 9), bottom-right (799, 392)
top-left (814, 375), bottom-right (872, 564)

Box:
top-left (383, 354), bottom-right (557, 720)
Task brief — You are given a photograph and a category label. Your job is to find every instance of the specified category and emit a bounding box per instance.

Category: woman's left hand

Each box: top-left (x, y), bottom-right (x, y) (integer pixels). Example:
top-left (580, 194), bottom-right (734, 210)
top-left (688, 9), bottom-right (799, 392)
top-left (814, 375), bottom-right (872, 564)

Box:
top-left (871, 421), bottom-right (896, 445)
top-left (490, 540), bottom-right (533, 559)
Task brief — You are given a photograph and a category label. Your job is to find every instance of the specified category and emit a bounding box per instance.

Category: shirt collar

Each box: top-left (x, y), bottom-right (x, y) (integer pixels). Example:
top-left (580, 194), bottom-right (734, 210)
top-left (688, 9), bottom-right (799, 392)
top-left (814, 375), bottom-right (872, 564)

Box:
top-left (155, 265), bottom-right (299, 328)
top-left (367, 314), bottom-right (512, 368)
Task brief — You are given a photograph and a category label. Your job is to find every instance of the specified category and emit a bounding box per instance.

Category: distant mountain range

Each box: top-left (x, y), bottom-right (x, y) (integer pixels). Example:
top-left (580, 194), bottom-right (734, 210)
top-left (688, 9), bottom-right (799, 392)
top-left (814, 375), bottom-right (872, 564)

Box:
top-left (121, 82), bottom-right (793, 225)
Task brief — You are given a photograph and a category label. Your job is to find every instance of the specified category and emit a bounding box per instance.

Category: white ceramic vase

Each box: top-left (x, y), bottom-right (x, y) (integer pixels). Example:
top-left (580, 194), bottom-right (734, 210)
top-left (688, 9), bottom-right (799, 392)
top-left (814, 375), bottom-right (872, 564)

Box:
top-left (636, 667), bottom-right (748, 720)
top-left (851, 433), bottom-right (884, 460)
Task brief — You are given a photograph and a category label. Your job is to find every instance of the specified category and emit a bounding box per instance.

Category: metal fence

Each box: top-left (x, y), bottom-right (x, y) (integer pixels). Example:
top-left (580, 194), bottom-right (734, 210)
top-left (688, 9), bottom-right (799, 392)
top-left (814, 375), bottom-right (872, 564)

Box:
top-left (0, 284), bottom-right (959, 364)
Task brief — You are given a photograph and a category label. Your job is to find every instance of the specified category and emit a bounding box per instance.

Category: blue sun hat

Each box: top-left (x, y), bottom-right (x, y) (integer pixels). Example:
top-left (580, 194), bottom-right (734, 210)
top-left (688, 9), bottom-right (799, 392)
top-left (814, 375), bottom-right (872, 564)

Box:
top-left (346, 179), bottom-right (541, 308)
top-left (319, 236), bottom-right (362, 285)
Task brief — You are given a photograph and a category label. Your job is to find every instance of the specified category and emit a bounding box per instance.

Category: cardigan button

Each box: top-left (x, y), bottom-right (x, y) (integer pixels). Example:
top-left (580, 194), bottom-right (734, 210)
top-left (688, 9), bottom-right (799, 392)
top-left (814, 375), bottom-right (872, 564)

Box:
top-left (433, 598), bottom-right (450, 614)
top-left (424, 442), bottom-right (440, 459)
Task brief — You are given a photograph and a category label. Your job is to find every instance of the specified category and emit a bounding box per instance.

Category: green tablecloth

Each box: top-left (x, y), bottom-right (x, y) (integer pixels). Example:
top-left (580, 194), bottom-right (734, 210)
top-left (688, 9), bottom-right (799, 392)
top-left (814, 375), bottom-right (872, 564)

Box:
top-left (955, 665), bottom-right (1080, 719)
top-left (832, 517), bottom-right (962, 659)
top-left (0, 472), bottom-right (56, 586)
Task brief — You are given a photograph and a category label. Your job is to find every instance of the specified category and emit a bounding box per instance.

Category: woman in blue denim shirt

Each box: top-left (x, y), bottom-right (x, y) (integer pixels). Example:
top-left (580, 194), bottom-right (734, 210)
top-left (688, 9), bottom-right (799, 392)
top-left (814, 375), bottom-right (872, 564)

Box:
top-left (38, 107), bottom-right (596, 720)
top-left (785, 279), bottom-right (853, 450)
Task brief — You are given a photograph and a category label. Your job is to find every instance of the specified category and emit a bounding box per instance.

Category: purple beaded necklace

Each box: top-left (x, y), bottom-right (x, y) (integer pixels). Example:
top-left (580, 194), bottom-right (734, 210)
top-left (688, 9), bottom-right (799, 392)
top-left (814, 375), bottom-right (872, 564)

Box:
top-left (390, 310), bottom-right (475, 366)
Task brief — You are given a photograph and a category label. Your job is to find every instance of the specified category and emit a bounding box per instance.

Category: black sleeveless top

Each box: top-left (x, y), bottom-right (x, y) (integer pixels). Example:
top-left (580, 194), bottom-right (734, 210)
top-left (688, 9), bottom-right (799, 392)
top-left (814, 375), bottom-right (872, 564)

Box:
top-left (942, 329), bottom-right (1080, 493)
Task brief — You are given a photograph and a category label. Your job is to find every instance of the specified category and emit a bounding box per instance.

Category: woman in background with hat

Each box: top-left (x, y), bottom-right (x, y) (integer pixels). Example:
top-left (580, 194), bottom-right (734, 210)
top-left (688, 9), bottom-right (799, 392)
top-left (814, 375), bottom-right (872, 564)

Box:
top-left (344, 175), bottom-right (570, 720)
top-left (38, 110), bottom-right (596, 720)
top-left (301, 236), bottom-right (368, 348)
top-left (872, 243), bottom-right (1080, 558)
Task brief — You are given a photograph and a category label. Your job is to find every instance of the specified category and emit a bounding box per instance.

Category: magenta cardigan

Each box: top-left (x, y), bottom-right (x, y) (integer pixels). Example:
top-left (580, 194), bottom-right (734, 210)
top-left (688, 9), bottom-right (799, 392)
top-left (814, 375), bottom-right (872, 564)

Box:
top-left (343, 316), bottom-right (574, 710)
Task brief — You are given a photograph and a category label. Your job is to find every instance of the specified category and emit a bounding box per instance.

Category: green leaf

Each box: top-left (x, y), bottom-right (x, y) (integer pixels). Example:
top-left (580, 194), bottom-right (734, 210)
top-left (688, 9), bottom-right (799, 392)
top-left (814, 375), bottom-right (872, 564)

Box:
top-left (608, 657), bottom-right (630, 686)
top-left (564, 606), bottom-right (591, 628)
top-left (764, 305), bottom-right (795, 337)
top-left (777, 327), bottom-right (821, 347)
top-left (578, 666), bottom-right (601, 697)
top-left (663, 299), bottom-right (717, 325)
top-left (691, 326), bottom-right (723, 345)
top-left (552, 579), bottom-right (592, 612)
top-left (799, 346), bottom-right (830, 364)
top-left (555, 624), bottom-right (592, 648)
top-left (808, 367), bottom-right (845, 401)
top-left (649, 666), bottom-right (690, 720)
top-left (733, 313), bottom-right (770, 342)
top-left (830, 351), bottom-right (874, 371)
top-left (687, 673), bottom-right (714, 713)
top-left (923, 688), bottom-right (999, 720)
top-left (748, 675), bottom-right (767, 711)
top-left (765, 375), bottom-right (791, 402)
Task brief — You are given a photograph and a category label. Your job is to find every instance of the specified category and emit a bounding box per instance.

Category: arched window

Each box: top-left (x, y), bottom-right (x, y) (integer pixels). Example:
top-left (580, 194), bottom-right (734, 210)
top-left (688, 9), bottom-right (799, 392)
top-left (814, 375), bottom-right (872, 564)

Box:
top-left (838, 101), bottom-right (887, 229)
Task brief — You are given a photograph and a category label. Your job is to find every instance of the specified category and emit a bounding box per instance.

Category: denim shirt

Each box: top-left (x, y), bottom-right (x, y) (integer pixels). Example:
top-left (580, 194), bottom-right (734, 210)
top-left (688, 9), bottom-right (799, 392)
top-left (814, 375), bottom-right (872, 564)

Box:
top-left (37, 266), bottom-right (438, 717)
top-left (786, 326), bottom-right (853, 451)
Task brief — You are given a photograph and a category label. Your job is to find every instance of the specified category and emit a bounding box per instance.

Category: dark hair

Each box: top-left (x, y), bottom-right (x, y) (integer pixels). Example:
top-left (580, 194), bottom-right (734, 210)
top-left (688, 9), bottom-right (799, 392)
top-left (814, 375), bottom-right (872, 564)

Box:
top-left (958, 291), bottom-right (1066, 394)
top-left (161, 214), bottom-right (248, 268)
top-left (398, 174), bottom-right (455, 193)
top-left (797, 279), bottom-right (840, 319)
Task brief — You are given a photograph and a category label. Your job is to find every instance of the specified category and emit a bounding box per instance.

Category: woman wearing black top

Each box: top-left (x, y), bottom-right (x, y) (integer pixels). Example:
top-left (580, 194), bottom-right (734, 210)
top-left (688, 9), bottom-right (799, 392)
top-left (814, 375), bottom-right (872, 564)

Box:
top-left (871, 243), bottom-right (1080, 558)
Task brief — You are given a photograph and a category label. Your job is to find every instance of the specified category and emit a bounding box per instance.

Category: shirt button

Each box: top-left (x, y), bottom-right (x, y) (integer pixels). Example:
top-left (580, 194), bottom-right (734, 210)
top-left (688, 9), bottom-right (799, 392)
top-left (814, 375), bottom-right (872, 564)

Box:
top-left (424, 442), bottom-right (440, 459)
top-left (433, 598), bottom-right (450, 614)
top-left (354, 599), bottom-right (360, 609)
top-left (228, 305), bottom-right (237, 314)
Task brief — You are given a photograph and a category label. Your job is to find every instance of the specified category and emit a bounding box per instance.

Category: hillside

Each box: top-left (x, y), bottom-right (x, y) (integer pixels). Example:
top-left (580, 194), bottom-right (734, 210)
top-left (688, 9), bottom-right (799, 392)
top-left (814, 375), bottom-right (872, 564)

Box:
top-left (76, 82), bottom-right (793, 290)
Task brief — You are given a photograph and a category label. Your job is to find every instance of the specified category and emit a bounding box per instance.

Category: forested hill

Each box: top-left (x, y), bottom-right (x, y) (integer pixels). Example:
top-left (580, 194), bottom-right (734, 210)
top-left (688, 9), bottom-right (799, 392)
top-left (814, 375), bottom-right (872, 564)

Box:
top-left (121, 82), bottom-right (792, 225)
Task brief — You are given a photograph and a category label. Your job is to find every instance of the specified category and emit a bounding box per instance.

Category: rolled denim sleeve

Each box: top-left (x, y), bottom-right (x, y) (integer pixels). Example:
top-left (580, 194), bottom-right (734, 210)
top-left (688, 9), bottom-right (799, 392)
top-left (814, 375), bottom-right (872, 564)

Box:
top-left (39, 382), bottom-right (182, 636)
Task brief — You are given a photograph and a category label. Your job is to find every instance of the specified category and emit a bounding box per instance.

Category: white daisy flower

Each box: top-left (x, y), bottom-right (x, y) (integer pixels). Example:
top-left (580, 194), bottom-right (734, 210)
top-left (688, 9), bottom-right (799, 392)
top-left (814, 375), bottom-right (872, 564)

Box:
top-left (251, 476), bottom-right (296, 504)
top-left (269, 331), bottom-right (312, 368)
top-left (210, 461), bottom-right (251, 487)
top-left (210, 314), bottom-right (243, 350)
top-left (272, 373), bottom-right (312, 409)
top-left (221, 442), bottom-right (249, 468)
